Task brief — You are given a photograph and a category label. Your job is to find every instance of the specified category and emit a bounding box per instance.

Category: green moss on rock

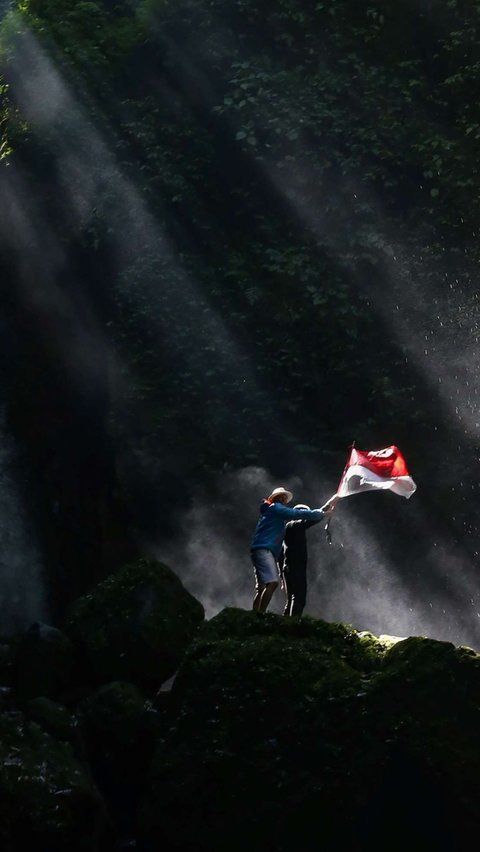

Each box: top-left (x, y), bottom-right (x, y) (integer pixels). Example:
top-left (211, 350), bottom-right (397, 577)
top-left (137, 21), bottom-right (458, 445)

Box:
top-left (66, 558), bottom-right (205, 691)
top-left (139, 608), bottom-right (480, 852)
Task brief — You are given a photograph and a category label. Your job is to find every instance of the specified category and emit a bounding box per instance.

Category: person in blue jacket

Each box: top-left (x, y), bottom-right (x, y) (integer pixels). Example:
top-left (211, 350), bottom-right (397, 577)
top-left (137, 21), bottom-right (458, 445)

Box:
top-left (250, 486), bottom-right (337, 613)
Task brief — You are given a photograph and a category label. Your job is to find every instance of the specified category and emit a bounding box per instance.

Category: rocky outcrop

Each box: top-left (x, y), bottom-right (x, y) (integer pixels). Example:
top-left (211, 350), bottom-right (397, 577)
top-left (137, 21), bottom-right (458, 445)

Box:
top-left (0, 600), bottom-right (479, 851)
top-left (139, 608), bottom-right (480, 852)
top-left (65, 558), bottom-right (205, 692)
top-left (0, 558), bottom-right (205, 850)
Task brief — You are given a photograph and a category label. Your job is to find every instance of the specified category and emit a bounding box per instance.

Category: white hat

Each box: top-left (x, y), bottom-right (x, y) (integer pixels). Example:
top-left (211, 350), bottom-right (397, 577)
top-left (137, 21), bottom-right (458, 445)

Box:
top-left (268, 486), bottom-right (293, 503)
top-left (293, 504), bottom-right (309, 510)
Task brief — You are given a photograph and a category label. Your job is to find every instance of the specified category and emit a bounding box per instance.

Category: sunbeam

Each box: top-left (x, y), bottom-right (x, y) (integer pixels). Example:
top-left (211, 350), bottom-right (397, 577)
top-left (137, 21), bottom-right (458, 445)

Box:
top-left (3, 1), bottom-right (480, 649)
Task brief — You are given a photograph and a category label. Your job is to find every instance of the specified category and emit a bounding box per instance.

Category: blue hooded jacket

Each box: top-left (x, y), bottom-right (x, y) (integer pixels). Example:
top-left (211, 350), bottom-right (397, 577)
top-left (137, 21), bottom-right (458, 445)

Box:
top-left (250, 501), bottom-right (325, 559)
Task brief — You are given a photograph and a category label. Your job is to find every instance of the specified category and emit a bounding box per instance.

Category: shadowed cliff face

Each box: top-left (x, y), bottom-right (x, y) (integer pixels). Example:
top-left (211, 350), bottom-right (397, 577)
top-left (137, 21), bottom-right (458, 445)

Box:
top-left (0, 240), bottom-right (137, 620)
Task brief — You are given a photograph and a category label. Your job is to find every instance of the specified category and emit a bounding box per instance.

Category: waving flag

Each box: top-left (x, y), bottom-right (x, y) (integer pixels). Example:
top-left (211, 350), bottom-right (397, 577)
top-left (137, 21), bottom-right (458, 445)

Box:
top-left (336, 445), bottom-right (417, 500)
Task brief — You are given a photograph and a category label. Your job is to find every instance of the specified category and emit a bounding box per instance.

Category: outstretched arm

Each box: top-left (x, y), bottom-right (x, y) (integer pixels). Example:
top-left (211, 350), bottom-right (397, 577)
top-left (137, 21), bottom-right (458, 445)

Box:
top-left (271, 496), bottom-right (337, 523)
top-left (304, 496), bottom-right (338, 529)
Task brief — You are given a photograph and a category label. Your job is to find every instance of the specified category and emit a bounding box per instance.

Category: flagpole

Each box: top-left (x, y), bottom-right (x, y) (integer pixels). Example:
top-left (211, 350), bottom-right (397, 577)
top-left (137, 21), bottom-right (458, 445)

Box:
top-left (325, 441), bottom-right (355, 545)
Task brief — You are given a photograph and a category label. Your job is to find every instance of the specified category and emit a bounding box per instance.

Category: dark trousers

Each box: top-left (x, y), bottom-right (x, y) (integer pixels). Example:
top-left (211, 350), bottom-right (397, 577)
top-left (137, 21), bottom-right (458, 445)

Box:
top-left (282, 563), bottom-right (307, 616)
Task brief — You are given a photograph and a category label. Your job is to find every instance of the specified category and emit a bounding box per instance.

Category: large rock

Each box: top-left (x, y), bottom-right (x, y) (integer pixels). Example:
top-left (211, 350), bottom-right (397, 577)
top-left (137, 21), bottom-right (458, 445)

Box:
top-left (139, 608), bottom-right (480, 852)
top-left (365, 635), bottom-right (480, 845)
top-left (65, 558), bottom-right (205, 692)
top-left (0, 710), bottom-right (107, 852)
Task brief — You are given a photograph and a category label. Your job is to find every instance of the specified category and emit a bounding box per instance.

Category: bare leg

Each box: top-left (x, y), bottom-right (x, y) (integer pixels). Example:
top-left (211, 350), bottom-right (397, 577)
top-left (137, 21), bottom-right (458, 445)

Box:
top-left (259, 581), bottom-right (278, 613)
top-left (253, 584), bottom-right (266, 611)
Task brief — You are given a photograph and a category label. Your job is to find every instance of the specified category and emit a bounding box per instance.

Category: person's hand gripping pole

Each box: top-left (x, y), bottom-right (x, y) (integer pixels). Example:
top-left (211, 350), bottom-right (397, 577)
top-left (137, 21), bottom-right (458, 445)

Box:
top-left (320, 494), bottom-right (339, 545)
top-left (323, 441), bottom-right (355, 544)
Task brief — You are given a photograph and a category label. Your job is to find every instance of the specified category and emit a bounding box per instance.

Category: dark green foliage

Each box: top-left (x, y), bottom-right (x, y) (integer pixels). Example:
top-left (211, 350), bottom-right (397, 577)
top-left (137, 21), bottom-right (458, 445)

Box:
top-left (2, 0), bottom-right (480, 558)
top-left (0, 0), bottom-right (480, 642)
top-left (14, 0), bottom-right (143, 74)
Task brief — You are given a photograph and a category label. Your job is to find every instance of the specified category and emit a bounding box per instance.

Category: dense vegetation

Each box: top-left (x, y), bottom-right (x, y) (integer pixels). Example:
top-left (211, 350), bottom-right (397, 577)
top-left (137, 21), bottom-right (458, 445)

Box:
top-left (2, 0), bottom-right (480, 616)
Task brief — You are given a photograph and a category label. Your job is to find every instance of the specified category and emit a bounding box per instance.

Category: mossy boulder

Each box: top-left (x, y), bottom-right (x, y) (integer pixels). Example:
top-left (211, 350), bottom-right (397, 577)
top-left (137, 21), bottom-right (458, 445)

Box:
top-left (139, 608), bottom-right (480, 852)
top-left (65, 559), bottom-right (205, 692)
top-left (366, 636), bottom-right (480, 842)
top-left (0, 710), bottom-right (107, 852)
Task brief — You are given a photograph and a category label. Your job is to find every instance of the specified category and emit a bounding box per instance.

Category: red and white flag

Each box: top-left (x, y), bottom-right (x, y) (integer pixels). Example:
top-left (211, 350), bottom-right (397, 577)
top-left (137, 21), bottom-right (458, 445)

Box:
top-left (336, 445), bottom-right (417, 500)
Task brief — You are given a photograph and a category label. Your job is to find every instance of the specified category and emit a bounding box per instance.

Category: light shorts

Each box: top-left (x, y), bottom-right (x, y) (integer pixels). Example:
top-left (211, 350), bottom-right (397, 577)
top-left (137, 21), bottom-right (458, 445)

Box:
top-left (250, 548), bottom-right (280, 588)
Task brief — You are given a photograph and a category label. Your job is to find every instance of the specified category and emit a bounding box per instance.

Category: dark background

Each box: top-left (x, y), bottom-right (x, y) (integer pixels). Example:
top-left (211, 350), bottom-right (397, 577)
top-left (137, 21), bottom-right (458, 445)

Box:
top-left (2, 0), bottom-right (480, 646)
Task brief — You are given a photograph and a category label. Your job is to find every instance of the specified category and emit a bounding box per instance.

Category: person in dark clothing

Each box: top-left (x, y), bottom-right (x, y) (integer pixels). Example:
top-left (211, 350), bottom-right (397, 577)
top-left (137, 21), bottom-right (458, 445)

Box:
top-left (250, 487), bottom-right (336, 613)
top-left (280, 504), bottom-right (323, 617)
